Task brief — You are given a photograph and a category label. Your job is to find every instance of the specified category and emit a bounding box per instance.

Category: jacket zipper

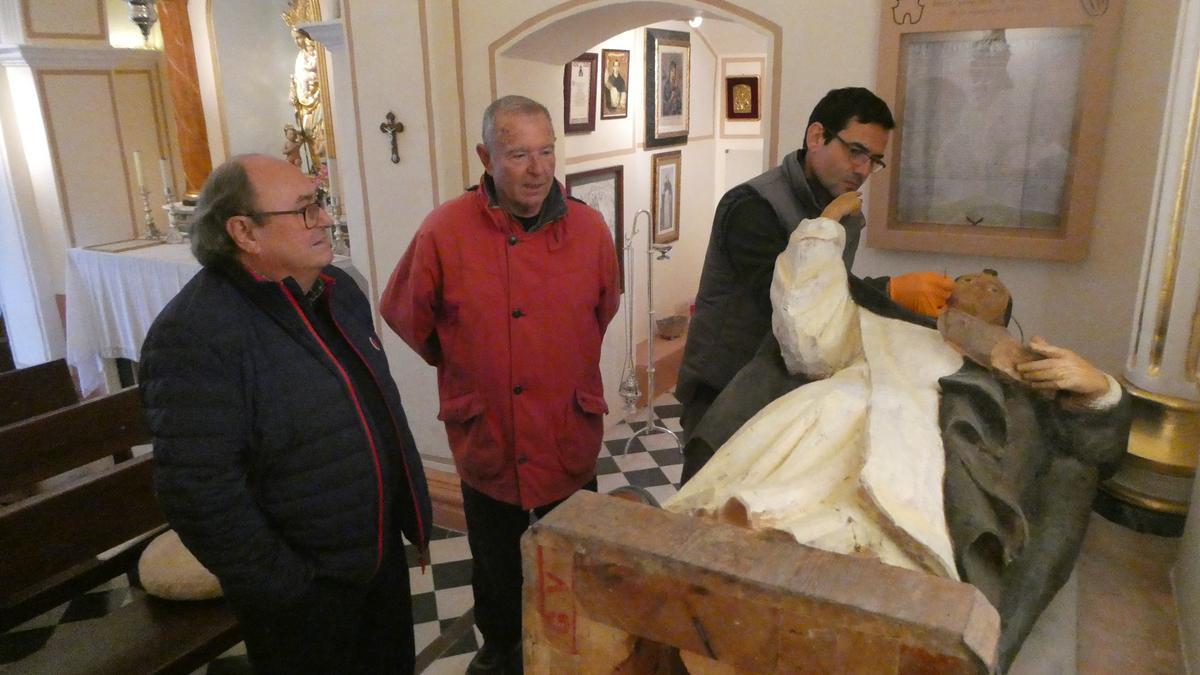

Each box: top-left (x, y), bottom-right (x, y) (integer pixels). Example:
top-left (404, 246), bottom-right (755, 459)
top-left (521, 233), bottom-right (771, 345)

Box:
top-left (328, 306), bottom-right (429, 566)
top-left (278, 284), bottom-right (387, 575)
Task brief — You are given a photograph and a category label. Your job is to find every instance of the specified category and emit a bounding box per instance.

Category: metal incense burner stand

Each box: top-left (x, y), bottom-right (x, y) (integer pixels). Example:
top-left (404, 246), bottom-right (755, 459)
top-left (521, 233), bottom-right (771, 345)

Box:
top-left (616, 209), bottom-right (681, 455)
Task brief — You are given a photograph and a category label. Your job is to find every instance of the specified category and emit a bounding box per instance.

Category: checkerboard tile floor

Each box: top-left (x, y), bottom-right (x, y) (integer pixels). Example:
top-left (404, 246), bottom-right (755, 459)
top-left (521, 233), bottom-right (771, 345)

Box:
top-left (0, 393), bottom-right (684, 674)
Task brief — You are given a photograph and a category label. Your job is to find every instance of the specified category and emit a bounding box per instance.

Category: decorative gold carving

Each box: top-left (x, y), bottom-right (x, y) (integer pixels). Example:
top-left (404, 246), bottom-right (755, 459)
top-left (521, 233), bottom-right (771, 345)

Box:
top-left (282, 0), bottom-right (336, 176)
top-left (1149, 40), bottom-right (1200, 374)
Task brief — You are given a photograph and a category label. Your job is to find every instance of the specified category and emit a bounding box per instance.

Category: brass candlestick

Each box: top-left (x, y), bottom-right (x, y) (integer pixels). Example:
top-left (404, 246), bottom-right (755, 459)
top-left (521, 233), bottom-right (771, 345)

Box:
top-left (139, 186), bottom-right (162, 240)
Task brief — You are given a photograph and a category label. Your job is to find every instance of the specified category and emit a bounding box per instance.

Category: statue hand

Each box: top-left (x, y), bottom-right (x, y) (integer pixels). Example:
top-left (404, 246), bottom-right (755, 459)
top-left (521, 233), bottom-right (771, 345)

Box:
top-left (1016, 337), bottom-right (1111, 401)
top-left (820, 191), bottom-right (862, 222)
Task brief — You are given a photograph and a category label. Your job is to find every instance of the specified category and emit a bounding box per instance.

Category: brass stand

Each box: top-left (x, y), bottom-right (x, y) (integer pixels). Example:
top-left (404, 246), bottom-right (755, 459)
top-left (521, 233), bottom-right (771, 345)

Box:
top-left (1098, 379), bottom-right (1199, 534)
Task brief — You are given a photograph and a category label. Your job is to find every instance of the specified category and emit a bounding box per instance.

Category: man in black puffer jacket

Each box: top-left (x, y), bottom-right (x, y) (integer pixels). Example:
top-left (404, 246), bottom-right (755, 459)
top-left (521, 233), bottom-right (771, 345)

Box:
top-left (140, 154), bottom-right (432, 674)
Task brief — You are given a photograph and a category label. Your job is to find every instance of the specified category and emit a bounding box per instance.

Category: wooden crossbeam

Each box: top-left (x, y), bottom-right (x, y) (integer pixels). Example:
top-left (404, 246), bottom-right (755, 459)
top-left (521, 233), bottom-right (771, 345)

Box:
top-left (522, 491), bottom-right (999, 674)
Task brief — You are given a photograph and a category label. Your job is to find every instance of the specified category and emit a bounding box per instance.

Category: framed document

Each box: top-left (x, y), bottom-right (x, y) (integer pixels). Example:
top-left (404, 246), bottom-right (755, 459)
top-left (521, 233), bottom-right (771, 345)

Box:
top-left (725, 76), bottom-right (759, 120)
top-left (868, 0), bottom-right (1125, 261)
top-left (566, 166), bottom-right (625, 292)
top-left (645, 28), bottom-right (689, 148)
top-left (651, 151), bottom-right (682, 244)
top-left (600, 49), bottom-right (630, 119)
top-left (563, 52), bottom-right (598, 134)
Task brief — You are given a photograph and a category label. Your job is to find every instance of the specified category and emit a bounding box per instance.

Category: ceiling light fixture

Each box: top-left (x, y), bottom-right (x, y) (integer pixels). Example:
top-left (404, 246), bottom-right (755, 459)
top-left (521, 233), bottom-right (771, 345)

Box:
top-left (688, 15), bottom-right (703, 28)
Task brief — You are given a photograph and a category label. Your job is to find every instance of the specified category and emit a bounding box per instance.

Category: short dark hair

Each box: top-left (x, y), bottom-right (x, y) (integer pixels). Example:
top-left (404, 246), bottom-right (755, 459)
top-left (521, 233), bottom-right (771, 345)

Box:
top-left (803, 87), bottom-right (895, 150)
top-left (190, 156), bottom-right (259, 269)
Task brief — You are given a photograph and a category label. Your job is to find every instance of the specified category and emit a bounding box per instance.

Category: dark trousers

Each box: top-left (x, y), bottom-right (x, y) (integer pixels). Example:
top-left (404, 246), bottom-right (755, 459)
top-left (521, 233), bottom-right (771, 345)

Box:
top-left (461, 479), bottom-right (596, 646)
top-left (235, 545), bottom-right (415, 674)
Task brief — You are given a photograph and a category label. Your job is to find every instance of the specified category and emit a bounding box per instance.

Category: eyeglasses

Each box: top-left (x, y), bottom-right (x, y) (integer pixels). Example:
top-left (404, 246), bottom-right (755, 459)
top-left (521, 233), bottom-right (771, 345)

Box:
top-left (832, 133), bottom-right (887, 174)
top-left (245, 200), bottom-right (328, 229)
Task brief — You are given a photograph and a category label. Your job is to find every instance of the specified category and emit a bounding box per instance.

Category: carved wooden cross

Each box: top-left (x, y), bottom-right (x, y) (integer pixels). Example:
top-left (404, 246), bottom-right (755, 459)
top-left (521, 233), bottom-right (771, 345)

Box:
top-left (379, 111), bottom-right (404, 164)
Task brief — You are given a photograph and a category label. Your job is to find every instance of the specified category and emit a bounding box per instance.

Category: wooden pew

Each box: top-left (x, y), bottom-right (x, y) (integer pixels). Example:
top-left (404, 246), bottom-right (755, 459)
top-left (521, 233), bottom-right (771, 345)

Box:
top-left (0, 386), bottom-right (241, 674)
top-left (0, 359), bottom-right (77, 427)
top-left (0, 386), bottom-right (145, 498)
top-left (522, 491), bottom-right (999, 674)
top-left (0, 454), bottom-right (241, 674)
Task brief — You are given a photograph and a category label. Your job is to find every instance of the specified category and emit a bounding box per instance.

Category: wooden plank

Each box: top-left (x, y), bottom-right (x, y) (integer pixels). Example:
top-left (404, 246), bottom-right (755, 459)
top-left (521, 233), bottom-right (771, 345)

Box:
top-left (10, 588), bottom-right (240, 675)
top-left (0, 454), bottom-right (163, 600)
top-left (522, 491), bottom-right (999, 674)
top-left (0, 386), bottom-right (148, 495)
top-left (0, 358), bottom-right (77, 427)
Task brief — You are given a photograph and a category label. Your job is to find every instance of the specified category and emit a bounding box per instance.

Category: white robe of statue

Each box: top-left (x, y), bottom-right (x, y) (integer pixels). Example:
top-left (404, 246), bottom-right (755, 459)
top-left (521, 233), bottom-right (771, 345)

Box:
top-left (664, 217), bottom-right (964, 579)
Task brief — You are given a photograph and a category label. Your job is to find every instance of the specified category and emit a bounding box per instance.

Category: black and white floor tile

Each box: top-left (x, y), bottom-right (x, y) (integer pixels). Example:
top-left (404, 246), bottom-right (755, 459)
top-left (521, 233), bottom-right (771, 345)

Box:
top-left (0, 393), bottom-right (685, 674)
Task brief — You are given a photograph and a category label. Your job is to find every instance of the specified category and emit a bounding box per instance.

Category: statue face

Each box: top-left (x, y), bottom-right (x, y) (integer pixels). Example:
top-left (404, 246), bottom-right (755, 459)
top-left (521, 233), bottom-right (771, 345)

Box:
top-left (948, 271), bottom-right (1010, 326)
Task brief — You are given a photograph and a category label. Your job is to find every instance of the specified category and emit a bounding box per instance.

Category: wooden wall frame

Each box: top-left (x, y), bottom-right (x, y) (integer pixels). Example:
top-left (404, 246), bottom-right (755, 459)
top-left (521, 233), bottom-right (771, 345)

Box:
top-left (565, 166), bottom-right (625, 293)
top-left (564, 52), bottom-right (598, 134)
top-left (867, 0), bottom-right (1125, 262)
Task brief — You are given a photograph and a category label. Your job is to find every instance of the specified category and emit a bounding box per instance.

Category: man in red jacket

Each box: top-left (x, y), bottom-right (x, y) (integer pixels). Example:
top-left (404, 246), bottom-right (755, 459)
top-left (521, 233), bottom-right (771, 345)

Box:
top-left (381, 95), bottom-right (620, 674)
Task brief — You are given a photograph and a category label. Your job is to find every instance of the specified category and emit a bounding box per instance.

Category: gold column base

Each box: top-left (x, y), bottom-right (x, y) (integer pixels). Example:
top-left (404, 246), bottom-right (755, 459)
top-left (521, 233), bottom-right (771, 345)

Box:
top-left (1101, 379), bottom-right (1200, 515)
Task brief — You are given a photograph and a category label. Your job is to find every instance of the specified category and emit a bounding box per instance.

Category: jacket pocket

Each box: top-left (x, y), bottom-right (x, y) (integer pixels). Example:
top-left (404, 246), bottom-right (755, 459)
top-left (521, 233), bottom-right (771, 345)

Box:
top-left (437, 390), bottom-right (505, 481)
top-left (555, 387), bottom-right (607, 476)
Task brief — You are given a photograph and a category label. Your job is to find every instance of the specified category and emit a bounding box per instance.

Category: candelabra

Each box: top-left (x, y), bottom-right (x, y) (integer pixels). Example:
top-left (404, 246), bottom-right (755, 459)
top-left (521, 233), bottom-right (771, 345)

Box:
top-left (139, 186), bottom-right (162, 240)
top-left (161, 183), bottom-right (183, 244)
top-left (328, 196), bottom-right (350, 256)
top-left (617, 209), bottom-right (681, 455)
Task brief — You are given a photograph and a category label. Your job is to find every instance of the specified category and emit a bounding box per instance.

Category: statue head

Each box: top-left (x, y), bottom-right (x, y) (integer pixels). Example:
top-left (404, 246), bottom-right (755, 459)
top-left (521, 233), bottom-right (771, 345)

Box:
top-left (948, 269), bottom-right (1012, 327)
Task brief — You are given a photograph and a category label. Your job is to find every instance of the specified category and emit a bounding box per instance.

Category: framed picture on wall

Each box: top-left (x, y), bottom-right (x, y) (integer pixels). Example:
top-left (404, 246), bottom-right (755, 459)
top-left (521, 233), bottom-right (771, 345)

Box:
top-left (724, 76), bottom-right (759, 120)
top-left (600, 49), bottom-right (630, 119)
top-left (565, 166), bottom-right (625, 293)
top-left (651, 151), bottom-right (681, 244)
top-left (563, 52), bottom-right (597, 133)
top-left (868, 0), bottom-right (1125, 261)
top-left (644, 28), bottom-right (689, 148)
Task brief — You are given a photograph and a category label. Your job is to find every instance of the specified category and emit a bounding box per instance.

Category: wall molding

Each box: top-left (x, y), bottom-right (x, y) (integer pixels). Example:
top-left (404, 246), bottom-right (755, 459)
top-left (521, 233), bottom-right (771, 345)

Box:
top-left (0, 45), bottom-right (158, 69)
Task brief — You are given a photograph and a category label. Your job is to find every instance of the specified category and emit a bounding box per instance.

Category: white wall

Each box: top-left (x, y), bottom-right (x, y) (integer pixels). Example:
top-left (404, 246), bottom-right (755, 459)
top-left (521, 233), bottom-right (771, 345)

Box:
top-left (208, 0), bottom-right (296, 157)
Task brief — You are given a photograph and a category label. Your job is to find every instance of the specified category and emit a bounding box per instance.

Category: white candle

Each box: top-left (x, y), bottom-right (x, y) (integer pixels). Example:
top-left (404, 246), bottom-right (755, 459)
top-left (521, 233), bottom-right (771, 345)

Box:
top-left (325, 157), bottom-right (337, 199)
top-left (132, 151), bottom-right (145, 189)
top-left (158, 157), bottom-right (171, 193)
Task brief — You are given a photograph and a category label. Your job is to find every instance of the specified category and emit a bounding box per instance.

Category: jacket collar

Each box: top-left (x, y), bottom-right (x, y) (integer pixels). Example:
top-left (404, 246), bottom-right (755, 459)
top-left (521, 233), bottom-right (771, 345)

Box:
top-left (782, 149), bottom-right (834, 215)
top-left (477, 173), bottom-right (567, 233)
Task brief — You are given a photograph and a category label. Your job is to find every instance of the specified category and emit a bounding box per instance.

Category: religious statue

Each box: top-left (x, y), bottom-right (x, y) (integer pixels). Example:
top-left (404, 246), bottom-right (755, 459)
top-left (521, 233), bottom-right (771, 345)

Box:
top-left (282, 0), bottom-right (330, 176)
top-left (665, 216), bottom-right (1131, 670)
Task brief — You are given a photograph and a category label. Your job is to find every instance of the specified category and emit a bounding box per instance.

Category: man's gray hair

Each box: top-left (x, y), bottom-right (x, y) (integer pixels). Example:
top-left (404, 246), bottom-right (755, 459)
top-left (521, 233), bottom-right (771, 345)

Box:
top-left (481, 95), bottom-right (552, 152)
top-left (190, 155), bottom-right (259, 269)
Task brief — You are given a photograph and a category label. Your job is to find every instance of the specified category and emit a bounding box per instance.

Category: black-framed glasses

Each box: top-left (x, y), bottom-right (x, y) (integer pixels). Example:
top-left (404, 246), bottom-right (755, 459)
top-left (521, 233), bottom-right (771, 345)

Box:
top-left (245, 200), bottom-right (327, 229)
top-left (832, 133), bottom-right (887, 174)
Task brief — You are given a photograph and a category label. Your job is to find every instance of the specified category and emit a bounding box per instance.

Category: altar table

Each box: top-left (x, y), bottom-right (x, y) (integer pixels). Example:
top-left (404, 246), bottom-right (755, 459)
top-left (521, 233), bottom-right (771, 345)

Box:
top-left (65, 241), bottom-right (364, 395)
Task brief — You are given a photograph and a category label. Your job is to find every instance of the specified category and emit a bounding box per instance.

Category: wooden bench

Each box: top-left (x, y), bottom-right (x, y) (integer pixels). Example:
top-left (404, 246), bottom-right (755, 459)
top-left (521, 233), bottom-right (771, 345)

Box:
top-left (0, 358), bottom-right (77, 428)
top-left (0, 388), bottom-right (241, 674)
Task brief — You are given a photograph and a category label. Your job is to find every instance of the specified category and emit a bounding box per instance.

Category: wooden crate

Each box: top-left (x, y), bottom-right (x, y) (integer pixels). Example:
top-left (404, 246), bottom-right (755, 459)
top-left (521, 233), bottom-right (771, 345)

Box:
top-left (522, 491), bottom-right (998, 674)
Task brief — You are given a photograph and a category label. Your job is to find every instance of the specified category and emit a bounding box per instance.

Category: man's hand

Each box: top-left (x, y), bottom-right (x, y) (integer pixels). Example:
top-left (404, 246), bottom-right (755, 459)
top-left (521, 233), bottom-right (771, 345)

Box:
top-left (888, 272), bottom-right (954, 317)
top-left (820, 191), bottom-right (862, 222)
top-left (1016, 337), bottom-right (1111, 402)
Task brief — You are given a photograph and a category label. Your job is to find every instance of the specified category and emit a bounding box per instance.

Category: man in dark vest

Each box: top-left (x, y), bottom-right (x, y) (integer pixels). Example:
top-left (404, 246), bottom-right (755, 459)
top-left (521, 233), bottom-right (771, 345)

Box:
top-left (677, 87), bottom-right (955, 483)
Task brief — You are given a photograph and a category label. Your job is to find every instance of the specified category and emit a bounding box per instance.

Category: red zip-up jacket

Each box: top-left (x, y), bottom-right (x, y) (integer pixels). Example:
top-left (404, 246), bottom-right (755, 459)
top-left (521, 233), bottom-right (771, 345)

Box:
top-left (382, 179), bottom-right (620, 509)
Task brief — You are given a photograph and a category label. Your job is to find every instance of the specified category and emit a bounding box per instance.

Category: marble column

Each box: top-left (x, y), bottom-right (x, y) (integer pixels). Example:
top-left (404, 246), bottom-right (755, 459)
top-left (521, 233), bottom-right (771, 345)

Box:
top-left (1108, 0), bottom-right (1200, 525)
top-left (156, 0), bottom-right (211, 195)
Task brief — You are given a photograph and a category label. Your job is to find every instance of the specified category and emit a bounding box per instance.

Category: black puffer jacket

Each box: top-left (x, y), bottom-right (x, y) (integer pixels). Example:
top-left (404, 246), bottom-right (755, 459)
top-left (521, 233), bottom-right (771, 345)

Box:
top-left (140, 262), bottom-right (431, 612)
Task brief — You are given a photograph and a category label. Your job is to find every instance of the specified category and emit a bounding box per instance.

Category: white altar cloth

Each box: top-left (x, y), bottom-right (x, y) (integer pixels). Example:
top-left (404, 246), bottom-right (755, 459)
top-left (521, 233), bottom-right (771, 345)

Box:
top-left (65, 242), bottom-right (363, 395)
